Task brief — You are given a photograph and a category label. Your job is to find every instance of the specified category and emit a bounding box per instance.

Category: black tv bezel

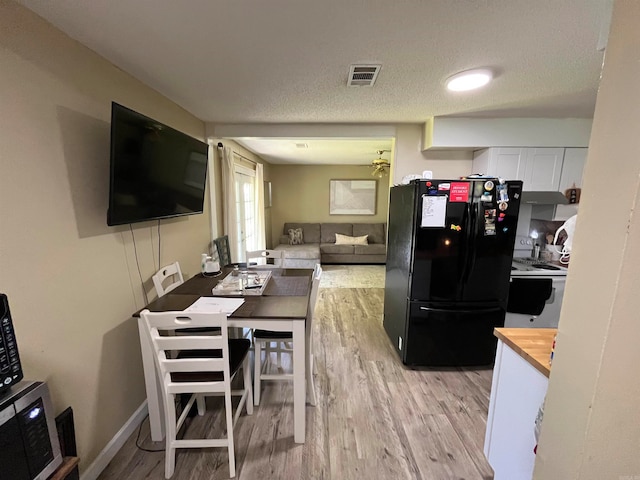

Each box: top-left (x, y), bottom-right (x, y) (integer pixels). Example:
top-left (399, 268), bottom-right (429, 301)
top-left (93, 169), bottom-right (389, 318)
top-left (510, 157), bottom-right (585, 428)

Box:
top-left (107, 102), bottom-right (208, 226)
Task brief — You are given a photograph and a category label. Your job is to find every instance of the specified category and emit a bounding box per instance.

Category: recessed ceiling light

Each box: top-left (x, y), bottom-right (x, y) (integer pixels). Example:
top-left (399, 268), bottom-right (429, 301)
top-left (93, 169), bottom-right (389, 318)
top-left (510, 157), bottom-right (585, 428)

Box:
top-left (446, 68), bottom-right (493, 92)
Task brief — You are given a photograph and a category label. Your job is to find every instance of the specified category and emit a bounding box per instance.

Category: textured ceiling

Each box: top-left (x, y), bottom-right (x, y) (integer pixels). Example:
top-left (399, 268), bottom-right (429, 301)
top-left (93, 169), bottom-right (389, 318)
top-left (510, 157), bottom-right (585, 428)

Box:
top-left (235, 138), bottom-right (394, 165)
top-left (16, 0), bottom-right (609, 163)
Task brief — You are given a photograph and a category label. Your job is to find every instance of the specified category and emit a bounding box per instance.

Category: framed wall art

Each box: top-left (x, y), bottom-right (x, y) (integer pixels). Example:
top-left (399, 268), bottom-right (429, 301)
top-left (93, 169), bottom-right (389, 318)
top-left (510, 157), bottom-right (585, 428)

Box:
top-left (329, 179), bottom-right (377, 215)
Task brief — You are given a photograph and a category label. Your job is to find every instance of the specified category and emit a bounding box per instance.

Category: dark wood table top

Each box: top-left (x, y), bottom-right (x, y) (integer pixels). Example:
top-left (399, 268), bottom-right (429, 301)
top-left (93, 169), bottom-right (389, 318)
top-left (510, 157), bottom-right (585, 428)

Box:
top-left (170, 267), bottom-right (312, 297)
top-left (133, 267), bottom-right (312, 319)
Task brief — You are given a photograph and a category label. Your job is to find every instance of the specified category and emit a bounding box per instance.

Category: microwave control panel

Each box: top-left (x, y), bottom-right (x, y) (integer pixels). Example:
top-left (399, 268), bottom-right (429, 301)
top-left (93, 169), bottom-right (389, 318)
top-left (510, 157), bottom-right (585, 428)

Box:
top-left (0, 294), bottom-right (23, 389)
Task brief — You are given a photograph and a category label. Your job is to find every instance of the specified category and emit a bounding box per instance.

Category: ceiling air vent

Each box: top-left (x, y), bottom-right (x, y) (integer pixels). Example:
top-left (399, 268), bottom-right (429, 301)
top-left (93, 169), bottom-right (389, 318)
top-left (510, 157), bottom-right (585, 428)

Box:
top-left (347, 64), bottom-right (381, 87)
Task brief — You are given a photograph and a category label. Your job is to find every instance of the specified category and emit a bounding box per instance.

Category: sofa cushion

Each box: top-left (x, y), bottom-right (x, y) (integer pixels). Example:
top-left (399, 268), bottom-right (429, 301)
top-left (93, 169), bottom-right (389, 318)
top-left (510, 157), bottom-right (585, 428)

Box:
top-left (335, 233), bottom-right (368, 245)
top-left (354, 244), bottom-right (387, 255)
top-left (321, 223), bottom-right (353, 243)
top-left (288, 227), bottom-right (304, 245)
top-left (283, 223), bottom-right (320, 244)
top-left (353, 223), bottom-right (386, 244)
top-left (320, 243), bottom-right (354, 254)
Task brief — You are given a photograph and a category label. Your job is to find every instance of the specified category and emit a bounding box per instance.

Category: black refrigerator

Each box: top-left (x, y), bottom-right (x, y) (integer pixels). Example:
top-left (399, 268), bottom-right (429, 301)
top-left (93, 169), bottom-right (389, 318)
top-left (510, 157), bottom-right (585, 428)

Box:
top-left (383, 178), bottom-right (522, 366)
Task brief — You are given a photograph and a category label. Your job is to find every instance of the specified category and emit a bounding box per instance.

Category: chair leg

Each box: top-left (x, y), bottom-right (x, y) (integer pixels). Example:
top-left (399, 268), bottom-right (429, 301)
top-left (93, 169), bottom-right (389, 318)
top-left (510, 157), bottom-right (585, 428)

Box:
top-left (196, 395), bottom-right (206, 415)
top-left (265, 342), bottom-right (272, 368)
top-left (306, 352), bottom-right (317, 406)
top-left (243, 355), bottom-right (253, 415)
top-left (224, 390), bottom-right (236, 478)
top-left (254, 340), bottom-right (262, 406)
top-left (164, 393), bottom-right (177, 479)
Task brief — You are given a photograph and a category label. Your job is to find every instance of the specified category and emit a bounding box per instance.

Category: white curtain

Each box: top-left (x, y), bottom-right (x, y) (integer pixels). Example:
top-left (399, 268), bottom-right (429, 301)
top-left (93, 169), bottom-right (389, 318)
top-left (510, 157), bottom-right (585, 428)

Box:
top-left (255, 163), bottom-right (266, 250)
top-left (207, 142), bottom-right (218, 241)
top-left (221, 146), bottom-right (239, 263)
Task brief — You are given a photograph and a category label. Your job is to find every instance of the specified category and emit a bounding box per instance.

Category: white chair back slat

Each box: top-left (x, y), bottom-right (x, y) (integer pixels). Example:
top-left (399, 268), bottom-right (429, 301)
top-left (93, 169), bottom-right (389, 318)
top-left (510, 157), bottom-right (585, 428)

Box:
top-left (152, 262), bottom-right (185, 297)
top-left (154, 335), bottom-right (225, 351)
top-left (158, 357), bottom-right (227, 374)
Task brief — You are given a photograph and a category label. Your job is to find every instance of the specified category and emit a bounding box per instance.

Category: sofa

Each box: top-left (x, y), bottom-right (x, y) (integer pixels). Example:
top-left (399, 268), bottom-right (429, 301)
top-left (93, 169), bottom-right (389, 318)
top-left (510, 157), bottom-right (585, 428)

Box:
top-left (273, 222), bottom-right (387, 268)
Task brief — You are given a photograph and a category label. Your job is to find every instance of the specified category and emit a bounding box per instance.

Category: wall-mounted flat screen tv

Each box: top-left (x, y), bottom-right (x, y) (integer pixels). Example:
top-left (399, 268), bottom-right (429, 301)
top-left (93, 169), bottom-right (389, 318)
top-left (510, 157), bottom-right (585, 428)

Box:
top-left (107, 102), bottom-right (208, 226)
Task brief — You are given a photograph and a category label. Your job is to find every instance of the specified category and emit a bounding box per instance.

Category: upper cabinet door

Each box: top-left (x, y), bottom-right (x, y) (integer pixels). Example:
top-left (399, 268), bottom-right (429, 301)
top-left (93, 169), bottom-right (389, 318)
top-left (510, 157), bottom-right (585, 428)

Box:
top-left (523, 148), bottom-right (564, 190)
top-left (492, 148), bottom-right (527, 181)
top-left (472, 148), bottom-right (527, 181)
top-left (554, 148), bottom-right (588, 221)
top-left (557, 148), bottom-right (587, 191)
top-left (473, 147), bottom-right (574, 191)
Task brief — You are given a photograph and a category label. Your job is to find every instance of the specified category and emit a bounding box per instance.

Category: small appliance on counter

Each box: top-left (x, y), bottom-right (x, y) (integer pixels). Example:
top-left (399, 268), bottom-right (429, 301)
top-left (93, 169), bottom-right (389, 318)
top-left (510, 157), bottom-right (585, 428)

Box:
top-left (0, 294), bottom-right (62, 480)
top-left (0, 380), bottom-right (63, 480)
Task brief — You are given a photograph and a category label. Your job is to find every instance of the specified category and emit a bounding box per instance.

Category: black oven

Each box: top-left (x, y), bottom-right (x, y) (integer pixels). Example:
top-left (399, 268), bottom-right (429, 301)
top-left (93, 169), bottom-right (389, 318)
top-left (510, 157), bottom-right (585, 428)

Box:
top-left (0, 381), bottom-right (63, 480)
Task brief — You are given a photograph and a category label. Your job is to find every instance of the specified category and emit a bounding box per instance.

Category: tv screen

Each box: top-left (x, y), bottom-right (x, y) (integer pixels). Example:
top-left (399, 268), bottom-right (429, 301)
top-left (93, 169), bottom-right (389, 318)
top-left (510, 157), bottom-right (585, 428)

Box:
top-left (107, 102), bottom-right (208, 226)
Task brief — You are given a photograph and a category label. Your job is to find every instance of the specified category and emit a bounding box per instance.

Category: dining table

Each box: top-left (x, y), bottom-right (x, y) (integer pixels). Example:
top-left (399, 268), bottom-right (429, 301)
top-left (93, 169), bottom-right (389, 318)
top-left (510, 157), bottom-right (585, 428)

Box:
top-left (133, 266), bottom-right (313, 444)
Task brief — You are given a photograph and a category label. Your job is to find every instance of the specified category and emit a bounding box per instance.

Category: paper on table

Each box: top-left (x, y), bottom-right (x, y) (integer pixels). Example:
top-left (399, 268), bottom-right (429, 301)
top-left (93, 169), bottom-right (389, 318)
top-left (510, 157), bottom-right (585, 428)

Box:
top-left (183, 297), bottom-right (245, 316)
top-left (421, 194), bottom-right (447, 227)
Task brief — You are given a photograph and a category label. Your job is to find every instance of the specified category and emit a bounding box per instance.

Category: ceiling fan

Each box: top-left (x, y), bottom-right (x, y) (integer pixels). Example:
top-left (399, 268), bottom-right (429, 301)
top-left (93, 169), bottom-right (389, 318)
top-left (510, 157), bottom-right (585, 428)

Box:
top-left (370, 150), bottom-right (391, 177)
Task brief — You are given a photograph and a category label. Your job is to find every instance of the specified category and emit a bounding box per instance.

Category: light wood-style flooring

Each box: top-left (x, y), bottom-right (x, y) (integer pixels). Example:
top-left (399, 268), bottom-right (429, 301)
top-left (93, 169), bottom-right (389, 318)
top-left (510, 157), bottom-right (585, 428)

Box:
top-left (99, 277), bottom-right (494, 480)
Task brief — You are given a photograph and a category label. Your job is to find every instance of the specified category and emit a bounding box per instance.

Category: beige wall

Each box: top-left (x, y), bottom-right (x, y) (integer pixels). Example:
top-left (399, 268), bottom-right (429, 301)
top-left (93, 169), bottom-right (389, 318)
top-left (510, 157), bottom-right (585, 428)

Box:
top-left (270, 165), bottom-right (390, 246)
top-left (393, 124), bottom-right (474, 183)
top-left (534, 1), bottom-right (640, 478)
top-left (0, 2), bottom-right (213, 472)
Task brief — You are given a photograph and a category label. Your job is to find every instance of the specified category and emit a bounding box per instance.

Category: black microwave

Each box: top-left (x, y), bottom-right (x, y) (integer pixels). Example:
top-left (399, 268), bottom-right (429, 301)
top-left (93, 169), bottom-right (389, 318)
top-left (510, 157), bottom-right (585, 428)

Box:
top-left (0, 381), bottom-right (63, 480)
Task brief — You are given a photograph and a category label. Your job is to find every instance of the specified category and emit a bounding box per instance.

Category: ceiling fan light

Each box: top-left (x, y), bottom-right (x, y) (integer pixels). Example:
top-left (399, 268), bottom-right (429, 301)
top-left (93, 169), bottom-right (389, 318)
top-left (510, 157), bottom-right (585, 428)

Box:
top-left (371, 165), bottom-right (387, 178)
top-left (446, 68), bottom-right (493, 92)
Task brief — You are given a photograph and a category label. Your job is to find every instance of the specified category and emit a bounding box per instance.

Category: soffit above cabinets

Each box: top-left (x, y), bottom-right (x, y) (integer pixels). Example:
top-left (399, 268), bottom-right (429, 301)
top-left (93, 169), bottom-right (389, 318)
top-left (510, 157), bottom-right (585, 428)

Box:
top-left (422, 117), bottom-right (593, 151)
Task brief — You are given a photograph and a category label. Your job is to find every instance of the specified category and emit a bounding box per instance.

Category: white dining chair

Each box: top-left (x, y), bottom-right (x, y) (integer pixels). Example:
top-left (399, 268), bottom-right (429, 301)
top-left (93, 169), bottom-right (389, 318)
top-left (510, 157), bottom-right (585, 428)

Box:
top-left (245, 249), bottom-right (283, 267)
top-left (253, 263), bottom-right (322, 406)
top-left (152, 262), bottom-right (184, 297)
top-left (140, 309), bottom-right (253, 479)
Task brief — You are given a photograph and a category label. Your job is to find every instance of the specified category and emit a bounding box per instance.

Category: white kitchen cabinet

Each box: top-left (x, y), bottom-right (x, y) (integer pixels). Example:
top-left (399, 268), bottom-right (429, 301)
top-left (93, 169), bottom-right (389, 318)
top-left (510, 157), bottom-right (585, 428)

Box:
top-left (523, 148), bottom-right (564, 191)
top-left (484, 340), bottom-right (549, 480)
top-left (473, 147), bottom-right (565, 191)
top-left (557, 148), bottom-right (587, 191)
top-left (554, 147), bottom-right (588, 220)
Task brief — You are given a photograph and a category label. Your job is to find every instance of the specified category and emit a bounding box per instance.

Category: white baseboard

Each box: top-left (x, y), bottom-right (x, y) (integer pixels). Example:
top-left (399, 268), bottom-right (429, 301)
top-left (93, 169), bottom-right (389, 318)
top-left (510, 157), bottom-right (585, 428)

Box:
top-left (80, 401), bottom-right (149, 480)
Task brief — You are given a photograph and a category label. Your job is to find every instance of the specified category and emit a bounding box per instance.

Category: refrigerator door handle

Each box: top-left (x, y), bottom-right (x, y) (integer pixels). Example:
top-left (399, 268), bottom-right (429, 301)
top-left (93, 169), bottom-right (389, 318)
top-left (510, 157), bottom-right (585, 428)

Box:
top-left (462, 202), bottom-right (479, 285)
top-left (457, 202), bottom-right (472, 295)
top-left (419, 306), bottom-right (502, 314)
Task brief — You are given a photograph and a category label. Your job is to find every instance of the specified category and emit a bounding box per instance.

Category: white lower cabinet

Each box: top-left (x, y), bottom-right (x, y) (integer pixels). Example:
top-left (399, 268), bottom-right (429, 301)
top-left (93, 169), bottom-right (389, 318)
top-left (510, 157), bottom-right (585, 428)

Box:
top-left (484, 340), bottom-right (549, 480)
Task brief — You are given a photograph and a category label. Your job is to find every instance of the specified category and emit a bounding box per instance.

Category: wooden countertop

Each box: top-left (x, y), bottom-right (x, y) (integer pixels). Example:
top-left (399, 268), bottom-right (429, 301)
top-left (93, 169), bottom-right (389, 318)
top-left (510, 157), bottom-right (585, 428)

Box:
top-left (494, 328), bottom-right (557, 377)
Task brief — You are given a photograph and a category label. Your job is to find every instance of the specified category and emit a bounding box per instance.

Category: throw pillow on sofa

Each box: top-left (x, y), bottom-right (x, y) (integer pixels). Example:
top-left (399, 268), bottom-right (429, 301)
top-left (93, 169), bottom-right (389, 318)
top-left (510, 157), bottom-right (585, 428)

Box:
top-left (288, 228), bottom-right (304, 245)
top-left (335, 233), bottom-right (368, 245)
